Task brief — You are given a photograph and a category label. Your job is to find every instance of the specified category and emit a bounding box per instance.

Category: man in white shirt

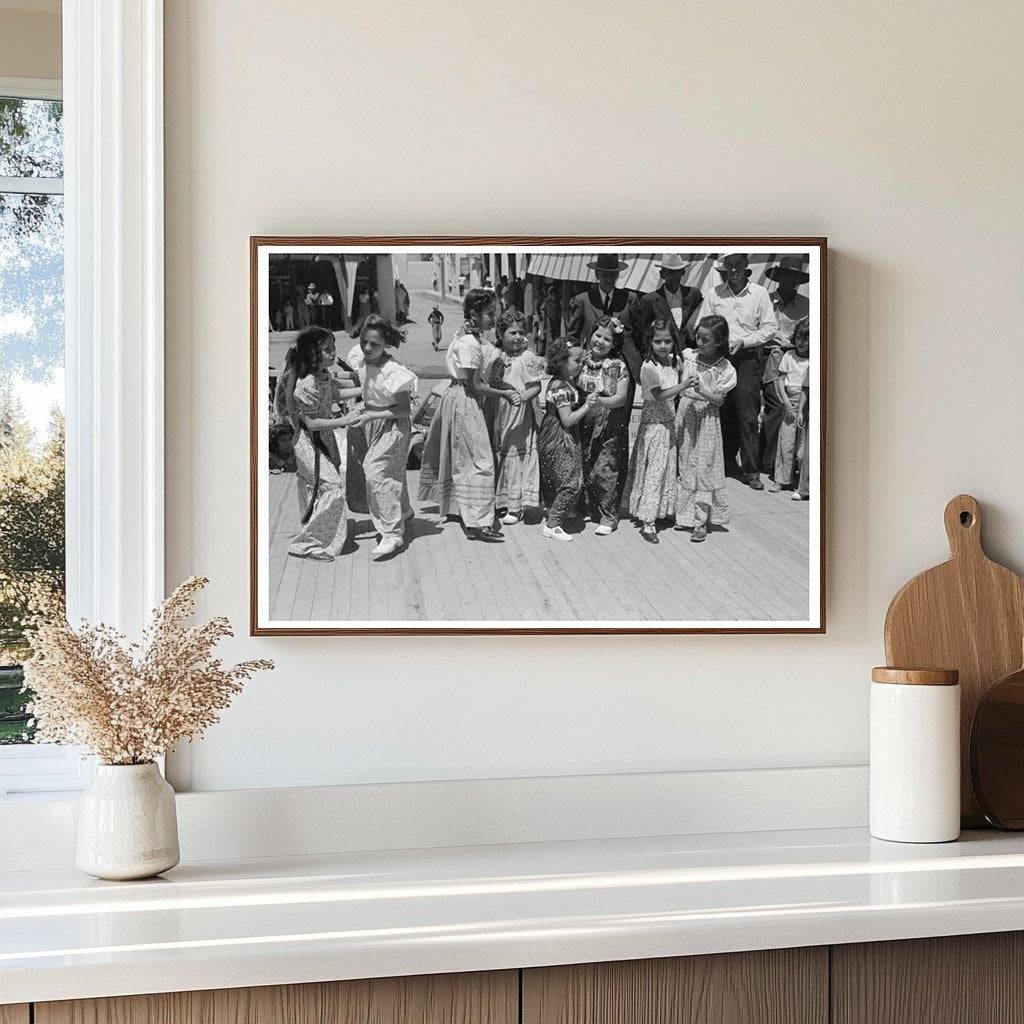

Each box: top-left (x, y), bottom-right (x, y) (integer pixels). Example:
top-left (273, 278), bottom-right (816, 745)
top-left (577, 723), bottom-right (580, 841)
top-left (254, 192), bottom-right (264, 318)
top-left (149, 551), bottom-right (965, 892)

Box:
top-left (697, 253), bottom-right (778, 489)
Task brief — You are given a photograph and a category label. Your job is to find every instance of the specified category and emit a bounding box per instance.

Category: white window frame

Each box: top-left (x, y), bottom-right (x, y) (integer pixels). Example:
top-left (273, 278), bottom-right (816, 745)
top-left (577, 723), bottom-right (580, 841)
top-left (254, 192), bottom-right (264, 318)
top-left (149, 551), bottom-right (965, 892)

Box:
top-left (0, 77), bottom-right (61, 102)
top-left (0, 0), bottom-right (165, 798)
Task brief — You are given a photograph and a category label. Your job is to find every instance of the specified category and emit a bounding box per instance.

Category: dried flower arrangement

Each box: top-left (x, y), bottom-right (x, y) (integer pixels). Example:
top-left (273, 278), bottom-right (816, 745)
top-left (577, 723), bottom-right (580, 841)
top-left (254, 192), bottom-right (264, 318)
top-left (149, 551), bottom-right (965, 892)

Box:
top-left (22, 576), bottom-right (273, 765)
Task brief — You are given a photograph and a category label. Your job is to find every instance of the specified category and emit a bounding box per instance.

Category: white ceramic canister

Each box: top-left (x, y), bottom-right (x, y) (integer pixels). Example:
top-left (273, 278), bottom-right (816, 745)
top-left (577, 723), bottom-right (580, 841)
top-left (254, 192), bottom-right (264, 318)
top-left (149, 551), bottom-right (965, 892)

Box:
top-left (76, 762), bottom-right (180, 880)
top-left (869, 667), bottom-right (961, 843)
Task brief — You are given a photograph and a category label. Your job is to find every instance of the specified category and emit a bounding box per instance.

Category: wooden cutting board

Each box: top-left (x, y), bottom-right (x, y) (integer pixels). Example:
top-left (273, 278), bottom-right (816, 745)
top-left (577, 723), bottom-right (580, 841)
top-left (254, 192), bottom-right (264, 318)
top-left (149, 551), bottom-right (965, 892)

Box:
top-left (970, 649), bottom-right (1024, 829)
top-left (884, 494), bottom-right (1024, 826)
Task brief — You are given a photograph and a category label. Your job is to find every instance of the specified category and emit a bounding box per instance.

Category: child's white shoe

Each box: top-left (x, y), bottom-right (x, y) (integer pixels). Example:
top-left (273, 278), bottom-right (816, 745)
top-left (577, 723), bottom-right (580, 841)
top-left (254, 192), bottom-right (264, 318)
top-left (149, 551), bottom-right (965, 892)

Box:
top-left (372, 537), bottom-right (402, 559)
top-left (543, 525), bottom-right (573, 542)
top-left (500, 512), bottom-right (521, 526)
top-left (791, 491), bottom-right (807, 501)
top-left (594, 523), bottom-right (615, 536)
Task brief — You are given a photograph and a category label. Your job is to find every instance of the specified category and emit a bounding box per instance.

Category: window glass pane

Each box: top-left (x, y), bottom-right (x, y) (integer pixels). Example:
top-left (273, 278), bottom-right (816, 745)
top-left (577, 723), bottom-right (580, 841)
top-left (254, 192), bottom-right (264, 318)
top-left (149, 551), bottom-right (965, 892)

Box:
top-left (0, 97), bottom-right (63, 179)
top-left (0, 190), bottom-right (65, 744)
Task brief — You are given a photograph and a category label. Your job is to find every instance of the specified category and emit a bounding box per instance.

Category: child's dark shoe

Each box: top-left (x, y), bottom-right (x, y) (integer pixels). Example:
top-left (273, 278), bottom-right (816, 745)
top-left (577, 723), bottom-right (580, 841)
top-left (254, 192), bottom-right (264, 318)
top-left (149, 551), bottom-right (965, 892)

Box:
top-left (691, 524), bottom-right (707, 543)
top-left (466, 526), bottom-right (504, 542)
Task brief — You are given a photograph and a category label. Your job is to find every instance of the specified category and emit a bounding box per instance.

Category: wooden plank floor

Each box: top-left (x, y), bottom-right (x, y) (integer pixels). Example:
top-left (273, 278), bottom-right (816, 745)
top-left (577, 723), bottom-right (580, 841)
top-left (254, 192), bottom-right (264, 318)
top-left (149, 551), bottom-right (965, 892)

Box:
top-left (267, 452), bottom-right (811, 625)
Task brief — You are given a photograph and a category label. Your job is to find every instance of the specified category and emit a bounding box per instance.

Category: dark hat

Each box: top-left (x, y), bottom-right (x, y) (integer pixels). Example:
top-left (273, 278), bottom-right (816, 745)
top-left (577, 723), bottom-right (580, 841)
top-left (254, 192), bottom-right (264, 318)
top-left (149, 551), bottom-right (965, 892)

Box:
top-left (765, 255), bottom-right (810, 284)
top-left (587, 253), bottom-right (628, 273)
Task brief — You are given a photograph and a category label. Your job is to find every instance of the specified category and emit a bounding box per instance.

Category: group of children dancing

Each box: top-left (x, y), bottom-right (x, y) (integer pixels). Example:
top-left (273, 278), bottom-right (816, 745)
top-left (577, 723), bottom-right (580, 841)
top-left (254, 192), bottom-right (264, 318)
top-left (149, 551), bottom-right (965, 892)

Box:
top-left (276, 287), bottom-right (810, 562)
top-left (275, 314), bottom-right (417, 561)
top-left (419, 287), bottom-right (810, 548)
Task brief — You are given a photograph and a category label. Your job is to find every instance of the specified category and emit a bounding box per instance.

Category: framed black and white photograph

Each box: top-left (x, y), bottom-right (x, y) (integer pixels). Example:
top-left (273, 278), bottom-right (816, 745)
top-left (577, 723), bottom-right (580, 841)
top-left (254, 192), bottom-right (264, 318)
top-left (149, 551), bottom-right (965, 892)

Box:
top-left (250, 237), bottom-right (826, 634)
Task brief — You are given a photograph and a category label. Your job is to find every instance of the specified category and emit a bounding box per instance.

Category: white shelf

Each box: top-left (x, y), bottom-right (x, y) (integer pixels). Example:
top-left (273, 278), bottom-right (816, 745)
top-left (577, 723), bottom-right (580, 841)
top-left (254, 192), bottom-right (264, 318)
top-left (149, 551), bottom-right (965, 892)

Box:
top-left (4, 827), bottom-right (1024, 1004)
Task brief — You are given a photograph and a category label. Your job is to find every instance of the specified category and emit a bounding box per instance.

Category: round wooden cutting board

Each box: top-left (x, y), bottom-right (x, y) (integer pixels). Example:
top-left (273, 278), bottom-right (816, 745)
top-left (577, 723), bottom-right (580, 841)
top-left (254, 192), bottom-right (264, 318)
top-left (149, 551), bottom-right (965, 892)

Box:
top-left (884, 495), bottom-right (1024, 826)
top-left (970, 655), bottom-right (1024, 829)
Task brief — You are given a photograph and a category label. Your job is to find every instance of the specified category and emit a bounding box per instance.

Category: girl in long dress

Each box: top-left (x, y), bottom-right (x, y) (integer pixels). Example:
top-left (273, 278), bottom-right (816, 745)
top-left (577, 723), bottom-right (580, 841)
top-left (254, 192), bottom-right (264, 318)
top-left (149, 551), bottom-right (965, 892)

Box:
top-left (417, 288), bottom-right (519, 541)
top-left (347, 314), bottom-right (418, 560)
top-left (488, 309), bottom-right (542, 525)
top-left (536, 337), bottom-right (598, 542)
top-left (675, 315), bottom-right (738, 543)
top-left (575, 315), bottom-right (631, 535)
top-left (277, 338), bottom-right (365, 516)
top-left (771, 316), bottom-right (811, 493)
top-left (287, 326), bottom-right (364, 560)
top-left (622, 318), bottom-right (689, 543)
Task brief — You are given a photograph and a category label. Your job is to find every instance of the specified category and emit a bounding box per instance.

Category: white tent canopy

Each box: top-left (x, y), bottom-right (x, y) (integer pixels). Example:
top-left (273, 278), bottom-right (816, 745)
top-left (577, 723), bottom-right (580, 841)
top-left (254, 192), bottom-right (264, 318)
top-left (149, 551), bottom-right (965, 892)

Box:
top-left (526, 252), bottom-right (810, 297)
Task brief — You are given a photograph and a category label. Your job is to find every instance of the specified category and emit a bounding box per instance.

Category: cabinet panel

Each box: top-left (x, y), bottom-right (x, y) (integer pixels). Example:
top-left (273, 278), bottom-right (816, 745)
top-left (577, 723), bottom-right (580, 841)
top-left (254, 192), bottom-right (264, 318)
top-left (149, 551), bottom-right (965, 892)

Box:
top-left (35, 970), bottom-right (517, 1024)
top-left (832, 932), bottom-right (1024, 1024)
top-left (522, 948), bottom-right (828, 1024)
top-left (0, 1006), bottom-right (29, 1024)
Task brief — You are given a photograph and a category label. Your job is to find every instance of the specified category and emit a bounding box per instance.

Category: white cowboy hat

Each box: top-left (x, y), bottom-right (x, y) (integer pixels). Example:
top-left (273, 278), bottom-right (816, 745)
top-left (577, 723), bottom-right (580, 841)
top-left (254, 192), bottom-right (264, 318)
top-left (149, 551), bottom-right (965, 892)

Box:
top-left (715, 252), bottom-right (750, 272)
top-left (657, 253), bottom-right (686, 272)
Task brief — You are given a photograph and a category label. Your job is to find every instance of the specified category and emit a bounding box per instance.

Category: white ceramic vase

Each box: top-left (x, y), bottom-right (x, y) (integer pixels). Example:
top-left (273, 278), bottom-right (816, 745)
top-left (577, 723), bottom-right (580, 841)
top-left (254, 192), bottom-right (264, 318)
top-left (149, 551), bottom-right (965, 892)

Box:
top-left (76, 762), bottom-right (180, 880)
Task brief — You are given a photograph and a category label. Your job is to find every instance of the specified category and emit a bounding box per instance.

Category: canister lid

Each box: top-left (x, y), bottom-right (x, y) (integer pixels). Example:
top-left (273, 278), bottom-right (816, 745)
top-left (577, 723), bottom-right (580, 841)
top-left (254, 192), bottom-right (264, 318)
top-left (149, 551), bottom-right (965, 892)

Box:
top-left (871, 667), bottom-right (959, 686)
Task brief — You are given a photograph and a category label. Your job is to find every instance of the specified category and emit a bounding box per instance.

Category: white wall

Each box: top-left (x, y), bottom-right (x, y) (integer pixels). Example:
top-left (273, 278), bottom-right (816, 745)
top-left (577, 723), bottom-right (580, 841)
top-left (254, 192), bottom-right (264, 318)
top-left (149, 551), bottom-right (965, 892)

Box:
top-left (0, 6), bottom-right (61, 80)
top-left (164, 0), bottom-right (1024, 792)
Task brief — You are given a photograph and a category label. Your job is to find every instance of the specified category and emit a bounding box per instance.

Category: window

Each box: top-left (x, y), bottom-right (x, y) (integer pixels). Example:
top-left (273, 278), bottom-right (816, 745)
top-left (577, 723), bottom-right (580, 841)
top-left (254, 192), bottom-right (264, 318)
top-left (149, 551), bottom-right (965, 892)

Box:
top-left (0, 6), bottom-right (166, 797)
top-left (0, 80), bottom-right (84, 796)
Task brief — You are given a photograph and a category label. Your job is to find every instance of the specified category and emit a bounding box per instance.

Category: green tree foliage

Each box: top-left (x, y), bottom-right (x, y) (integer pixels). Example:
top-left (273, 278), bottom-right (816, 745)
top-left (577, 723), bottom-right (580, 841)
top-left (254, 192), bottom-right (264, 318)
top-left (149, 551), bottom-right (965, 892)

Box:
top-left (0, 394), bottom-right (65, 743)
top-left (1, 95), bottom-right (65, 741)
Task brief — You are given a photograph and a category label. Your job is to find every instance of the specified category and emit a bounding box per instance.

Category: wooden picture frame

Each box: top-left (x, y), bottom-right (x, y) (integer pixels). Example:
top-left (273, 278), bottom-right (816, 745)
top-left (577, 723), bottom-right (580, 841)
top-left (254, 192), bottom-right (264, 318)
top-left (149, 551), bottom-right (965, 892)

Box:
top-left (251, 236), bottom-right (827, 635)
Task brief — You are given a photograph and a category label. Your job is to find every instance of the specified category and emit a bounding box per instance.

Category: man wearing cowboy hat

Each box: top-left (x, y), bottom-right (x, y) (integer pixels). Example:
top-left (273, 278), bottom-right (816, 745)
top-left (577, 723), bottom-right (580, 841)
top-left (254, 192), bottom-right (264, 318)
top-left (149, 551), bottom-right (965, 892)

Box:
top-left (567, 253), bottom-right (640, 382)
top-left (696, 253), bottom-right (778, 488)
top-left (759, 256), bottom-right (811, 480)
top-left (766, 255), bottom-right (810, 343)
top-left (635, 253), bottom-right (703, 351)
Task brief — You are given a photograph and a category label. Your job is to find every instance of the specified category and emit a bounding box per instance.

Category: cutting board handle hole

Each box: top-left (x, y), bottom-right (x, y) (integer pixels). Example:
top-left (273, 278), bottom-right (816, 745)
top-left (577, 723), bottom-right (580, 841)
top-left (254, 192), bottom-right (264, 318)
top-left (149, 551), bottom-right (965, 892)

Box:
top-left (944, 495), bottom-right (983, 557)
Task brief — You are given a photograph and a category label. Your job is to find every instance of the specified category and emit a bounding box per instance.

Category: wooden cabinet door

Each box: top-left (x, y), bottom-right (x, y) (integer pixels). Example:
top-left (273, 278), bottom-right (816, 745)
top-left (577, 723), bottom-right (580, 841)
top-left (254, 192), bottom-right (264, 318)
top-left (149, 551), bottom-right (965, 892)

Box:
top-left (832, 932), bottom-right (1024, 1024)
top-left (523, 948), bottom-right (828, 1024)
top-left (35, 970), bottom-right (517, 1024)
top-left (0, 1006), bottom-right (29, 1024)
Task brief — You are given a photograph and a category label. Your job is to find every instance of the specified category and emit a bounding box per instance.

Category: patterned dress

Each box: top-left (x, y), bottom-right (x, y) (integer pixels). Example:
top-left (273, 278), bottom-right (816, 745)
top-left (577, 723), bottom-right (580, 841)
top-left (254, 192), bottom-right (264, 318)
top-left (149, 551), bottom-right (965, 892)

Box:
top-left (622, 360), bottom-right (680, 524)
top-left (575, 355), bottom-right (630, 528)
top-left (289, 373), bottom-right (348, 559)
top-left (536, 378), bottom-right (583, 530)
top-left (675, 354), bottom-right (738, 529)
top-left (361, 357), bottom-right (418, 542)
top-left (417, 329), bottom-right (496, 528)
top-left (490, 350), bottom-right (542, 514)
